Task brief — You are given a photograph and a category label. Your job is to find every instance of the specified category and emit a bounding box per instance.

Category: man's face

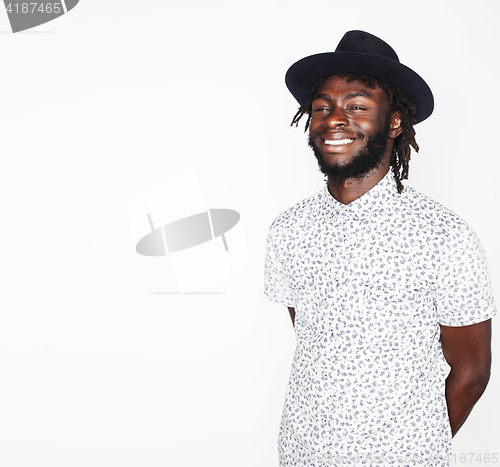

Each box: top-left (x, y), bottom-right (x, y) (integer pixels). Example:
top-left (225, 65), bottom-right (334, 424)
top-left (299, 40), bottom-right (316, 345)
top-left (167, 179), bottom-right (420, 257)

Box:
top-left (308, 75), bottom-right (396, 182)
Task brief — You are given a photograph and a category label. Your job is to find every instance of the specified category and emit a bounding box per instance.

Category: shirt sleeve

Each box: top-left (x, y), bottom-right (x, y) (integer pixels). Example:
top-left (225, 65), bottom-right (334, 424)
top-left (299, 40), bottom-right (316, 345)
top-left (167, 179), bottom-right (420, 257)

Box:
top-left (436, 221), bottom-right (496, 327)
top-left (264, 222), bottom-right (296, 308)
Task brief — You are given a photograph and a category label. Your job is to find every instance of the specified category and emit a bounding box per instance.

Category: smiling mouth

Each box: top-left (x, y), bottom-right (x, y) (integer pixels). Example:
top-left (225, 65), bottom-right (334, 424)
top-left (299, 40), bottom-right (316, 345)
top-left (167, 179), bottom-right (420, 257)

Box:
top-left (323, 138), bottom-right (354, 146)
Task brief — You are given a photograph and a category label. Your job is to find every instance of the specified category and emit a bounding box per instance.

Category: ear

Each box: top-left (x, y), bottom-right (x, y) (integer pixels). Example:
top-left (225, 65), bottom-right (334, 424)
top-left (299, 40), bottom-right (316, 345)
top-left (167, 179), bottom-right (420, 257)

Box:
top-left (389, 111), bottom-right (403, 139)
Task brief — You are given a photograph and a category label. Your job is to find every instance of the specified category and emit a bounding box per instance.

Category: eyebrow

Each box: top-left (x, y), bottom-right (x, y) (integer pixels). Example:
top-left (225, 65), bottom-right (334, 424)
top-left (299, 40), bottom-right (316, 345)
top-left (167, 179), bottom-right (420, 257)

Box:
top-left (314, 90), bottom-right (374, 101)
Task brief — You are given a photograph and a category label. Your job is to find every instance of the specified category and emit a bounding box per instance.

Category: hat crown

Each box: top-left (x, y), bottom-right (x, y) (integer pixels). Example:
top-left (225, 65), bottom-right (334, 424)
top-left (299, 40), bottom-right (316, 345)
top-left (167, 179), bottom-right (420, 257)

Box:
top-left (335, 30), bottom-right (399, 63)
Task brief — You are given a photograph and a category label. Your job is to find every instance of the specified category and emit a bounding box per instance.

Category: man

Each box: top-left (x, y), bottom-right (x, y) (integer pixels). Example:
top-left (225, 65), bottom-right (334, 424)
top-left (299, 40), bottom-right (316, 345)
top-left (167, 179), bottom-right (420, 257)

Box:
top-left (264, 30), bottom-right (496, 466)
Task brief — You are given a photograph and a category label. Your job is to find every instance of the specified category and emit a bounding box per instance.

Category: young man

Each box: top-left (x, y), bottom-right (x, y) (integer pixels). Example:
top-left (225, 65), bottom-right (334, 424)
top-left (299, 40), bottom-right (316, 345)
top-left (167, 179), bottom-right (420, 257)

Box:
top-left (264, 30), bottom-right (496, 466)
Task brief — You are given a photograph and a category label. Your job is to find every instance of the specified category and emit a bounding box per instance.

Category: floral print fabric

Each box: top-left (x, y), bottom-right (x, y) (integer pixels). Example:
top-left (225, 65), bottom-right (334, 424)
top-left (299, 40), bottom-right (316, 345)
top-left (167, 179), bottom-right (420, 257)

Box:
top-left (264, 172), bottom-right (496, 466)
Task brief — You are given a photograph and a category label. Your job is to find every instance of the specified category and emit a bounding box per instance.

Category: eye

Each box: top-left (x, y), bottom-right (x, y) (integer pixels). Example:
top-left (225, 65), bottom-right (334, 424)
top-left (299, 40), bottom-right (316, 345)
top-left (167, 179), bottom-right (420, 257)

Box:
top-left (312, 105), bottom-right (330, 113)
top-left (311, 99), bottom-right (331, 114)
top-left (348, 105), bottom-right (367, 111)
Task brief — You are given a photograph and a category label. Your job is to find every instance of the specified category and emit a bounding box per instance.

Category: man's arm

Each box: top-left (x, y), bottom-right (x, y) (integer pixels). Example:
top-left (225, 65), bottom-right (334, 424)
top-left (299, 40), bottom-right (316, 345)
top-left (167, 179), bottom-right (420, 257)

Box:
top-left (440, 319), bottom-right (492, 437)
top-left (288, 307), bottom-right (295, 326)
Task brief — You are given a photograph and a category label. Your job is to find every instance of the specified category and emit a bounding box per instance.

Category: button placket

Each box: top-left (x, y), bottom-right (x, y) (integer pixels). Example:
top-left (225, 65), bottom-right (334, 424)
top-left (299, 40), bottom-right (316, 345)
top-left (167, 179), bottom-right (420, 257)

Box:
top-left (326, 209), bottom-right (348, 351)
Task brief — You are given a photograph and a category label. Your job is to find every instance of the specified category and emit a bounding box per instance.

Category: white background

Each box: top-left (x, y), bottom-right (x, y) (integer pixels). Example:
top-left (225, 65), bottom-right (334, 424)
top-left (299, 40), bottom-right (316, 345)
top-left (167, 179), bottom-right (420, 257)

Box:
top-left (0, 0), bottom-right (499, 466)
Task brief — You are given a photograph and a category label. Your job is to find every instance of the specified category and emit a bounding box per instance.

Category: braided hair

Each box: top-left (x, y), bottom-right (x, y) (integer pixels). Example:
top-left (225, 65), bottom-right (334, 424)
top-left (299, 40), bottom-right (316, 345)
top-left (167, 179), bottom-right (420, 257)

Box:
top-left (291, 72), bottom-right (418, 194)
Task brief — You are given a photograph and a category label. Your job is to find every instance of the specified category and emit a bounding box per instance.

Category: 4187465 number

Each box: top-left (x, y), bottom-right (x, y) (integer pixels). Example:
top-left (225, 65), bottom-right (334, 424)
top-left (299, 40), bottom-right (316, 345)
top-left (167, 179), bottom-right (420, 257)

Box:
top-left (5, 3), bottom-right (62, 14)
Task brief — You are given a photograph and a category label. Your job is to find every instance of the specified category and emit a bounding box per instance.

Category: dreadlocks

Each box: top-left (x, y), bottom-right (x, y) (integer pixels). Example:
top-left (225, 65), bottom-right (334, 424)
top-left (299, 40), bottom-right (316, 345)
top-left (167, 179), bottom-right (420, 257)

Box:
top-left (291, 72), bottom-right (418, 194)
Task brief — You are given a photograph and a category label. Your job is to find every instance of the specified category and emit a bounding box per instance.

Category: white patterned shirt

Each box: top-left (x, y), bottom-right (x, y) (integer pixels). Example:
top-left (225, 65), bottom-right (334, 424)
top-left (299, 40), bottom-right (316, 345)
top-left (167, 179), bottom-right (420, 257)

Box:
top-left (264, 172), bottom-right (496, 467)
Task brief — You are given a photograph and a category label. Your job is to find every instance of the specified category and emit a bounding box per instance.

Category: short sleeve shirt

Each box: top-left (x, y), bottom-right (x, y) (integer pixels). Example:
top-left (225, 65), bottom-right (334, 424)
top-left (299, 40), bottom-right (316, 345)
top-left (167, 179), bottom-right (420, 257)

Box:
top-left (264, 172), bottom-right (496, 467)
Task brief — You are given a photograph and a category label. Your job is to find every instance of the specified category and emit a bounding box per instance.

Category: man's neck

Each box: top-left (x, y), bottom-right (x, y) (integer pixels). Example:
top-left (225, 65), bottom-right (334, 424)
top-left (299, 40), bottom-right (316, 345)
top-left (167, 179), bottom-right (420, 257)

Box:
top-left (327, 167), bottom-right (390, 205)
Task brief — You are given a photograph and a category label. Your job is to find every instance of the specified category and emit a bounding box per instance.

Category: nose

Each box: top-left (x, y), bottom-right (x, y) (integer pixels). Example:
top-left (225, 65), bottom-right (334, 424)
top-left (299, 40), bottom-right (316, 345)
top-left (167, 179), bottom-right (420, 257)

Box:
top-left (325, 106), bottom-right (348, 128)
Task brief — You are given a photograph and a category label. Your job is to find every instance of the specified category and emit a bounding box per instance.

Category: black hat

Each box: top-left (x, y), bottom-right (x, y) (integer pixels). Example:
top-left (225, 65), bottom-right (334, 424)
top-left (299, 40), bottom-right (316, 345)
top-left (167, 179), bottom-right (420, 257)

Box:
top-left (285, 30), bottom-right (434, 124)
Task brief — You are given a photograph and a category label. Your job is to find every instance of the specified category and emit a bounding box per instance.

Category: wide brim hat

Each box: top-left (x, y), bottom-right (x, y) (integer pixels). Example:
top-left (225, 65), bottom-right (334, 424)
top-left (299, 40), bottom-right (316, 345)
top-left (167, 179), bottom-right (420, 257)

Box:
top-left (285, 30), bottom-right (434, 124)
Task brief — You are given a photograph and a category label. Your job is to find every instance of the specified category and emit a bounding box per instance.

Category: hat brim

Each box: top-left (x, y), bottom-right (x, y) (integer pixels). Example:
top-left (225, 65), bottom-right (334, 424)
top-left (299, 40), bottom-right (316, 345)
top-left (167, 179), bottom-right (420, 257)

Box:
top-left (285, 52), bottom-right (434, 124)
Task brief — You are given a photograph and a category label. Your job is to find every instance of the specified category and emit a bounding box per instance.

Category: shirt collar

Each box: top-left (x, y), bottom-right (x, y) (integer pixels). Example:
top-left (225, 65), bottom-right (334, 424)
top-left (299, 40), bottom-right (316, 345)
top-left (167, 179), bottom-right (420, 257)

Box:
top-left (321, 171), bottom-right (399, 220)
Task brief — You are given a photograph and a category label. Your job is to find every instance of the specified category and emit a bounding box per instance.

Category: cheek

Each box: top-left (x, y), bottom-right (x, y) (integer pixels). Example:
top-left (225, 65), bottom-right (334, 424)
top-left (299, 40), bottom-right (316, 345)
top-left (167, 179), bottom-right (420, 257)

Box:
top-left (354, 120), bottom-right (375, 137)
top-left (308, 116), bottom-right (322, 131)
top-left (358, 115), bottom-right (386, 135)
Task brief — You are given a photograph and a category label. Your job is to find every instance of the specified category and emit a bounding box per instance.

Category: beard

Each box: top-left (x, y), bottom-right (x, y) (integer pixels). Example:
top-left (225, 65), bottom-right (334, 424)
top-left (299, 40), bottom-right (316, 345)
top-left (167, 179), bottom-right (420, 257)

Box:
top-left (308, 120), bottom-right (392, 183)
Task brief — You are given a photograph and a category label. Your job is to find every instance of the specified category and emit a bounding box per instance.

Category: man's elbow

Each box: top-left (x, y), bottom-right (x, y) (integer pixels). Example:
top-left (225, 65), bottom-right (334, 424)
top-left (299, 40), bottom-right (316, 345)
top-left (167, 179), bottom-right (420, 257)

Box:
top-left (471, 365), bottom-right (491, 396)
top-left (451, 363), bottom-right (491, 398)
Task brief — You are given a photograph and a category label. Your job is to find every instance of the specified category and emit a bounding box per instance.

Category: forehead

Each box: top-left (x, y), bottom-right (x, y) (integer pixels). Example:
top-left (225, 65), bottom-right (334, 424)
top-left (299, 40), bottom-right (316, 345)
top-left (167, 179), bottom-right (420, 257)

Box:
top-left (315, 75), bottom-right (388, 104)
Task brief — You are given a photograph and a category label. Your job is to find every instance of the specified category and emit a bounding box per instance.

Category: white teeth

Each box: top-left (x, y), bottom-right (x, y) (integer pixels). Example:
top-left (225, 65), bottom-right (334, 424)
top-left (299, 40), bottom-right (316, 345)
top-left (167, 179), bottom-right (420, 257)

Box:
top-left (324, 139), bottom-right (354, 146)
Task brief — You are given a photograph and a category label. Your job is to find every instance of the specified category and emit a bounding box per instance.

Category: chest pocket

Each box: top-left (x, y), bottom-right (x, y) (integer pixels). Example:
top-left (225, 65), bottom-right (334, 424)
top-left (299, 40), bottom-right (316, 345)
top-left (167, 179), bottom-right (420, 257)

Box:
top-left (362, 285), bottom-right (421, 349)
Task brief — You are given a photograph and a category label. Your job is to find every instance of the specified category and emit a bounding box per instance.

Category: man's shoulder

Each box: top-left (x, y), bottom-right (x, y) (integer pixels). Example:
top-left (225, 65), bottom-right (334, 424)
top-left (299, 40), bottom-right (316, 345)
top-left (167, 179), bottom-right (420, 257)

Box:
top-left (401, 185), bottom-right (475, 236)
